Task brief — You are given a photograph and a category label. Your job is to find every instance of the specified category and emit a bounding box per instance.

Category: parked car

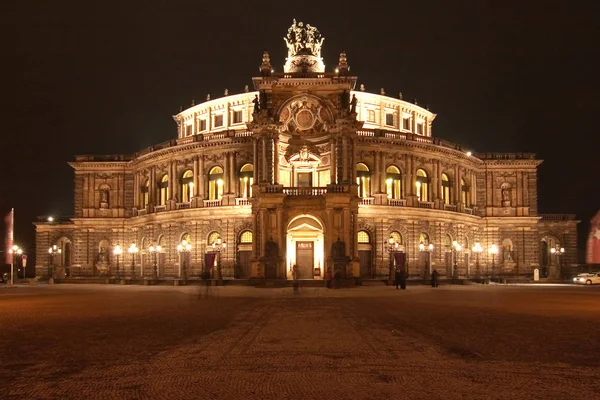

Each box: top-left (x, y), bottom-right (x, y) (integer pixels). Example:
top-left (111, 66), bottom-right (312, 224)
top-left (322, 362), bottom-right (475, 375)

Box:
top-left (573, 272), bottom-right (600, 285)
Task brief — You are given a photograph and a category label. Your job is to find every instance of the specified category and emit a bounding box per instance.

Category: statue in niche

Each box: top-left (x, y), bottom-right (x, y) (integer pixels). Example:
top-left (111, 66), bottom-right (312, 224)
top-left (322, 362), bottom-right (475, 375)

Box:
top-left (100, 189), bottom-right (109, 209)
top-left (265, 237), bottom-right (279, 259)
top-left (350, 94), bottom-right (358, 114)
top-left (252, 94), bottom-right (260, 114)
top-left (502, 239), bottom-right (514, 262)
top-left (98, 246), bottom-right (108, 262)
top-left (501, 184), bottom-right (511, 207)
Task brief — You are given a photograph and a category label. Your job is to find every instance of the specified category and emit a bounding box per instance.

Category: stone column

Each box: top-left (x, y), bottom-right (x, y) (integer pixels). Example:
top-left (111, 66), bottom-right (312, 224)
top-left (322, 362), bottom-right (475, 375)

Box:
top-left (374, 151), bottom-right (380, 193)
top-left (223, 152), bottom-right (229, 195)
top-left (455, 166), bottom-right (462, 210)
top-left (193, 156), bottom-right (199, 198)
top-left (273, 136), bottom-right (279, 184)
top-left (149, 167), bottom-right (156, 206)
top-left (432, 160), bottom-right (439, 206)
top-left (253, 138), bottom-right (258, 183)
top-left (330, 137), bottom-right (337, 184)
top-left (133, 172), bottom-right (139, 209)
top-left (230, 151), bottom-right (236, 195)
top-left (351, 136), bottom-right (357, 184)
top-left (342, 136), bottom-right (348, 183)
top-left (262, 137), bottom-right (267, 183)
top-left (198, 156), bottom-right (205, 201)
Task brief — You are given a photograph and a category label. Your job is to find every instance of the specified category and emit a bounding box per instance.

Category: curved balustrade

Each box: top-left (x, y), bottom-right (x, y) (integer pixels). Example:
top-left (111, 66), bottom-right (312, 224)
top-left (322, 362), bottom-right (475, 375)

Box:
top-left (283, 187), bottom-right (328, 196)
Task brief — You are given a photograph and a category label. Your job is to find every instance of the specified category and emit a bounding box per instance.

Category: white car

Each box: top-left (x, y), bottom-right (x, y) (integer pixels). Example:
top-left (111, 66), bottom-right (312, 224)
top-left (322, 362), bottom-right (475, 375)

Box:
top-left (573, 272), bottom-right (600, 285)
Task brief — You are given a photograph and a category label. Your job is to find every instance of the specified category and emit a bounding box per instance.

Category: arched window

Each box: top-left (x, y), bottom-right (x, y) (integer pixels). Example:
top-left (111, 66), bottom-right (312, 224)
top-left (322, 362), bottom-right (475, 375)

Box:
top-left (208, 166), bottom-right (224, 200)
top-left (141, 179), bottom-right (149, 208)
top-left (356, 163), bottom-right (371, 198)
top-left (389, 231), bottom-right (403, 245)
top-left (239, 164), bottom-right (254, 198)
top-left (180, 233), bottom-right (192, 244)
top-left (419, 232), bottom-right (430, 245)
top-left (441, 173), bottom-right (452, 205)
top-left (444, 233), bottom-right (452, 250)
top-left (207, 232), bottom-right (222, 246)
top-left (181, 170), bottom-right (193, 203)
top-left (415, 169), bottom-right (429, 202)
top-left (357, 230), bottom-right (370, 243)
top-left (158, 174), bottom-right (169, 206)
top-left (461, 178), bottom-right (470, 207)
top-left (240, 230), bottom-right (253, 243)
top-left (386, 166), bottom-right (403, 199)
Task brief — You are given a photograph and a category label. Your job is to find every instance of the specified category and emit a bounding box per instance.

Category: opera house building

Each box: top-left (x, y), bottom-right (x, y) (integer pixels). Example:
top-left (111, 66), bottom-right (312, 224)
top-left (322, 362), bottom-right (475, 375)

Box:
top-left (35, 21), bottom-right (578, 284)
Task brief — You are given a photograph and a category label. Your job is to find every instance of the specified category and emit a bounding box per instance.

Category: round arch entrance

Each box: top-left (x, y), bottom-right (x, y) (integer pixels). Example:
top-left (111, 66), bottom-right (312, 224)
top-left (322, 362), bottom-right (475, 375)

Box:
top-left (286, 214), bottom-right (324, 280)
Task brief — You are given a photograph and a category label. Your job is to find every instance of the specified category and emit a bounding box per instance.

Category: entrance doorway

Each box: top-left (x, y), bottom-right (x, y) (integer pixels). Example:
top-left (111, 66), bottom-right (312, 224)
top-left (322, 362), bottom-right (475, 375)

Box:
top-left (286, 214), bottom-right (324, 280)
top-left (296, 242), bottom-right (314, 279)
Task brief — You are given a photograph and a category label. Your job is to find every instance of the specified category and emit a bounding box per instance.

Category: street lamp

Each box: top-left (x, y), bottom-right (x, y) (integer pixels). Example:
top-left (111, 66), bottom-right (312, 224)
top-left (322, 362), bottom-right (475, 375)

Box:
top-left (8, 245), bottom-right (23, 286)
top-left (472, 242), bottom-right (483, 281)
top-left (419, 242), bottom-right (434, 279)
top-left (488, 244), bottom-right (499, 280)
top-left (113, 245), bottom-right (123, 280)
top-left (149, 244), bottom-right (162, 280)
top-left (452, 240), bottom-right (462, 280)
top-left (47, 244), bottom-right (61, 280)
top-left (550, 245), bottom-right (565, 276)
top-left (211, 238), bottom-right (226, 283)
top-left (387, 236), bottom-right (400, 282)
top-left (177, 239), bottom-right (192, 284)
top-left (128, 243), bottom-right (139, 280)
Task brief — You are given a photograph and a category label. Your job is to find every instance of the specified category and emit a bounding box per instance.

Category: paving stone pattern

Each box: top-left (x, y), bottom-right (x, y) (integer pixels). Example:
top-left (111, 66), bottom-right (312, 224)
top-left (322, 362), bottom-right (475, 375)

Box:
top-left (1, 284), bottom-right (600, 399)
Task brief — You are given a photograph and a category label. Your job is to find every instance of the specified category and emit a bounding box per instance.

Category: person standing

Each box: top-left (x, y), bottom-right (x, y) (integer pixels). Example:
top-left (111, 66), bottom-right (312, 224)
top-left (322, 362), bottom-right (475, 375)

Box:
top-left (395, 268), bottom-right (406, 290)
top-left (325, 268), bottom-right (333, 289)
top-left (293, 264), bottom-right (299, 293)
top-left (431, 269), bottom-right (439, 288)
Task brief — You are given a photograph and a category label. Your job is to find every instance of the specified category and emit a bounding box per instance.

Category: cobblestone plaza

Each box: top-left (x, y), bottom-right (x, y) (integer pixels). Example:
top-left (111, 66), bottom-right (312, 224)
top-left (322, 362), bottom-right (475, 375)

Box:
top-left (2, 284), bottom-right (600, 399)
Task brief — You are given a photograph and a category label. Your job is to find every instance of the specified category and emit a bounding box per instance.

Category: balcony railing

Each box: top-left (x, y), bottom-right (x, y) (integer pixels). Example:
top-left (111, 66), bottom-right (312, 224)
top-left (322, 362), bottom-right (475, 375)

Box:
top-left (176, 202), bottom-right (191, 210)
top-left (463, 207), bottom-right (474, 215)
top-left (327, 184), bottom-right (349, 193)
top-left (203, 199), bottom-right (222, 207)
top-left (154, 205), bottom-right (166, 213)
top-left (359, 197), bottom-right (374, 205)
top-left (235, 198), bottom-right (251, 205)
top-left (540, 214), bottom-right (576, 221)
top-left (418, 201), bottom-right (434, 209)
top-left (283, 187), bottom-right (328, 196)
top-left (388, 198), bottom-right (407, 207)
top-left (443, 204), bottom-right (457, 212)
top-left (136, 208), bottom-right (148, 216)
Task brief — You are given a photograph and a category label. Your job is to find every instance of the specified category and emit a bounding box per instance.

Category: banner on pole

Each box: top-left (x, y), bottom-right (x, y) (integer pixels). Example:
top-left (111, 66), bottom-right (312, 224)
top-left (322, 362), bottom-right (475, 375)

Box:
top-left (4, 208), bottom-right (14, 265)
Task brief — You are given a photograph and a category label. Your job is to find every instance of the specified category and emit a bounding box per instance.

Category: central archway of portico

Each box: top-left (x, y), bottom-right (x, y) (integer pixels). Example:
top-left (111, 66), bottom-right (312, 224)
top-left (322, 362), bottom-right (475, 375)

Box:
top-left (286, 214), bottom-right (325, 280)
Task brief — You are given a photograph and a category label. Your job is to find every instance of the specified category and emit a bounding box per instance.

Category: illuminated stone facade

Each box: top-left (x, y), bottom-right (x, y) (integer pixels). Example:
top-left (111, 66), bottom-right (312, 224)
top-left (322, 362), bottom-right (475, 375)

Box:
top-left (35, 21), bottom-right (578, 282)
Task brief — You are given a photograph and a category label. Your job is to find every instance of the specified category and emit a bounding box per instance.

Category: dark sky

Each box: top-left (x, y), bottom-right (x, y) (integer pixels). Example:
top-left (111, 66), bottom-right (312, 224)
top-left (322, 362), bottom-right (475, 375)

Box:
top-left (1, 0), bottom-right (598, 263)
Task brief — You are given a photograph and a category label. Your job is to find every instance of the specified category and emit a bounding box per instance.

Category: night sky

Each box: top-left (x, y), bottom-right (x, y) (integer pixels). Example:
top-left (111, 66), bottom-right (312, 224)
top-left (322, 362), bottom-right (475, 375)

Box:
top-left (2, 1), bottom-right (598, 264)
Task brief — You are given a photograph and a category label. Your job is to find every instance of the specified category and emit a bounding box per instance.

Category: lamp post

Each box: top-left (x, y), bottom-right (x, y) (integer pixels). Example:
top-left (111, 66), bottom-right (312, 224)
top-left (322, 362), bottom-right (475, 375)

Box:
top-left (149, 244), bottom-right (161, 280)
top-left (488, 244), bottom-right (498, 280)
top-left (211, 238), bottom-right (226, 284)
top-left (113, 244), bottom-right (122, 280)
top-left (177, 239), bottom-right (192, 284)
top-left (451, 240), bottom-right (462, 281)
top-left (47, 244), bottom-right (61, 281)
top-left (550, 245), bottom-right (565, 277)
top-left (128, 243), bottom-right (139, 280)
top-left (419, 242), bottom-right (434, 280)
top-left (8, 245), bottom-right (23, 286)
top-left (387, 236), bottom-right (400, 282)
top-left (472, 242), bottom-right (483, 281)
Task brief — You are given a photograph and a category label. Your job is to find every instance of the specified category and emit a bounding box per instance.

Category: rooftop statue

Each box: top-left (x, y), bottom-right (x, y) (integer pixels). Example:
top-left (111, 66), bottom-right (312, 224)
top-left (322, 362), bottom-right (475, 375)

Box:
top-left (283, 19), bottom-right (325, 74)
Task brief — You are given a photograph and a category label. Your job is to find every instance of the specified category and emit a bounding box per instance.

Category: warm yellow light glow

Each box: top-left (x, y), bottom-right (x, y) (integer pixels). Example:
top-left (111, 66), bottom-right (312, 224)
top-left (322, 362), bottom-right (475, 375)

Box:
top-left (488, 244), bottom-right (499, 255)
top-left (428, 244), bottom-right (434, 251)
top-left (217, 179), bottom-right (223, 186)
top-left (113, 245), bottom-right (122, 255)
top-left (419, 243), bottom-right (425, 251)
top-left (149, 245), bottom-right (155, 253)
top-left (128, 243), bottom-right (139, 254)
top-left (47, 216), bottom-right (54, 222)
top-left (466, 151), bottom-right (472, 156)
top-left (472, 242), bottom-right (483, 253)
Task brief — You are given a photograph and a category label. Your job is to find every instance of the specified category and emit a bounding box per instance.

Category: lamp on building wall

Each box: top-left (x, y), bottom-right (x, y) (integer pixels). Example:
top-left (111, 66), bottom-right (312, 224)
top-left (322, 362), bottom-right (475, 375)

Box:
top-left (177, 239), bottom-right (192, 284)
top-left (387, 236), bottom-right (400, 281)
top-left (8, 245), bottom-right (23, 286)
top-left (128, 243), bottom-right (139, 280)
top-left (48, 244), bottom-right (61, 280)
top-left (419, 242), bottom-right (434, 279)
top-left (113, 245), bottom-right (123, 280)
top-left (488, 244), bottom-right (499, 280)
top-left (550, 245), bottom-right (565, 273)
top-left (149, 244), bottom-right (162, 280)
top-left (472, 242), bottom-right (483, 281)
top-left (212, 238), bottom-right (227, 283)
top-left (452, 241), bottom-right (462, 280)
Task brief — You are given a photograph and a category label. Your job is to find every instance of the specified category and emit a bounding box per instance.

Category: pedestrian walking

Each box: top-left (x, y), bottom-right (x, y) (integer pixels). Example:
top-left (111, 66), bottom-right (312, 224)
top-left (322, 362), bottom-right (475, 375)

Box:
top-left (395, 268), bottom-right (406, 290)
top-left (334, 270), bottom-right (341, 289)
top-left (431, 268), bottom-right (439, 288)
top-left (325, 268), bottom-right (333, 289)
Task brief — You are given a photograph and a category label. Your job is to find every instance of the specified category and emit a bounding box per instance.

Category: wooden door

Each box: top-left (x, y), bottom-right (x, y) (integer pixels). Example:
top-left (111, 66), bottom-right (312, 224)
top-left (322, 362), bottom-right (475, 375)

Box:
top-left (296, 242), bottom-right (314, 279)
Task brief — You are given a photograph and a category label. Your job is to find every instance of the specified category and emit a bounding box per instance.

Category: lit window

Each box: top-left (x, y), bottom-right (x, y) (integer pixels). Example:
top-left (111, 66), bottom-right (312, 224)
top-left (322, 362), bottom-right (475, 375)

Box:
top-left (390, 231), bottom-right (402, 245)
top-left (232, 110), bottom-right (243, 124)
top-left (240, 231), bottom-right (253, 243)
top-left (357, 231), bottom-right (370, 243)
top-left (141, 179), bottom-right (149, 208)
top-left (441, 173), bottom-right (451, 205)
top-left (158, 174), bottom-right (169, 206)
top-left (214, 115), bottom-right (223, 127)
top-left (208, 166), bottom-right (224, 200)
top-left (402, 117), bottom-right (411, 131)
top-left (416, 123), bottom-right (424, 135)
top-left (386, 165), bottom-right (402, 199)
top-left (419, 232), bottom-right (430, 245)
top-left (356, 163), bottom-right (371, 198)
top-left (367, 110), bottom-right (376, 123)
top-left (416, 169), bottom-right (429, 202)
top-left (207, 232), bottom-right (221, 246)
top-left (385, 113), bottom-right (394, 127)
top-left (181, 170), bottom-right (193, 202)
top-left (239, 164), bottom-right (254, 198)
top-left (199, 119), bottom-right (207, 131)
top-left (461, 178), bottom-right (470, 207)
